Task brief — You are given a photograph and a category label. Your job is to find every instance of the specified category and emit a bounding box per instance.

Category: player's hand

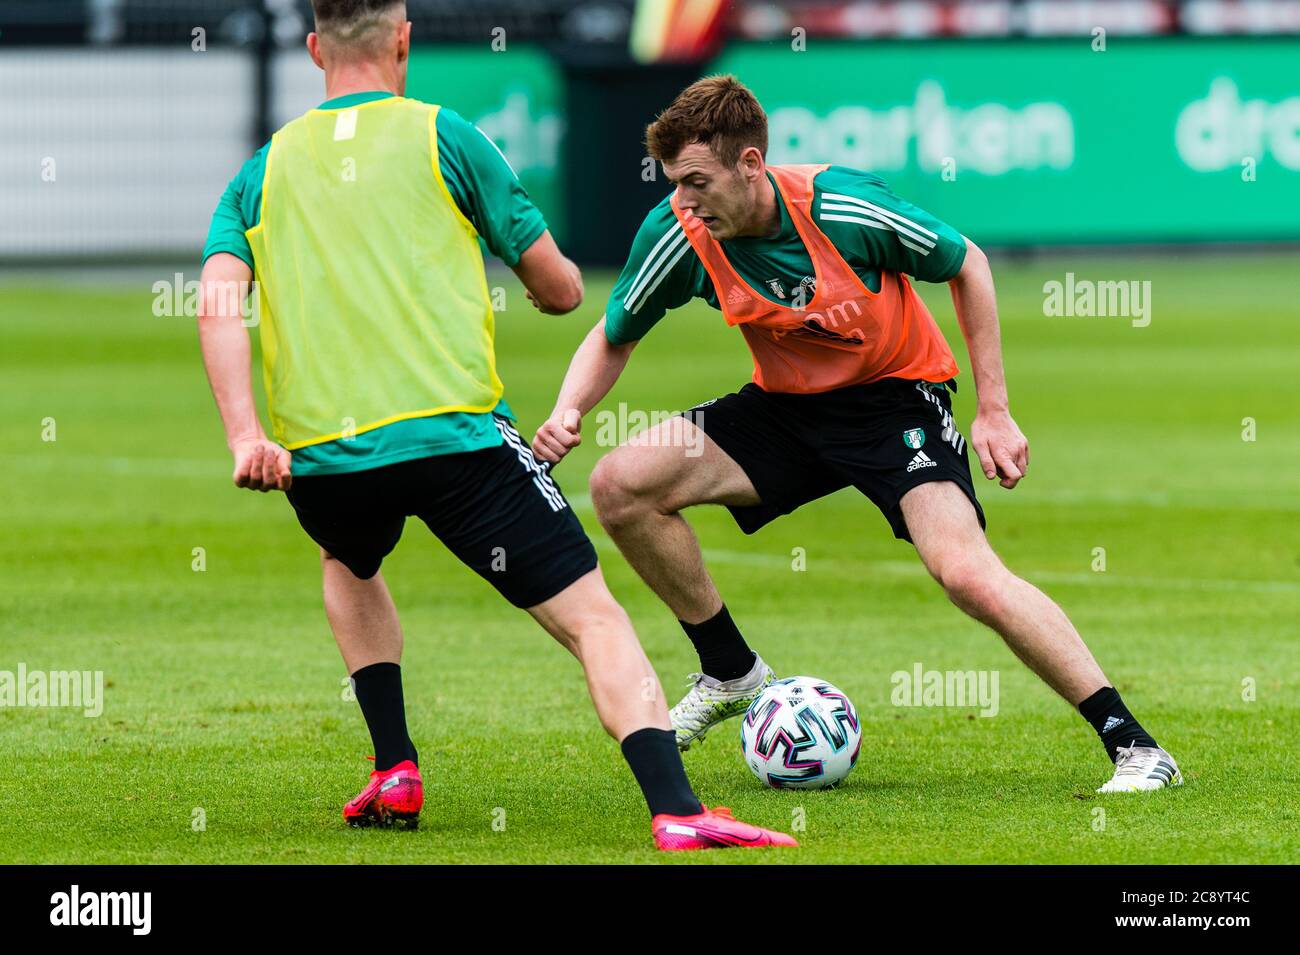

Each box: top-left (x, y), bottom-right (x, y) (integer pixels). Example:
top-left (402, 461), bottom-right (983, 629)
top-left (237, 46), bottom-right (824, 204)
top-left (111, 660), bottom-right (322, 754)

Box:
top-left (532, 409), bottom-right (582, 464)
top-left (525, 289), bottom-right (566, 315)
top-left (231, 437), bottom-right (292, 492)
top-left (970, 409), bottom-right (1028, 489)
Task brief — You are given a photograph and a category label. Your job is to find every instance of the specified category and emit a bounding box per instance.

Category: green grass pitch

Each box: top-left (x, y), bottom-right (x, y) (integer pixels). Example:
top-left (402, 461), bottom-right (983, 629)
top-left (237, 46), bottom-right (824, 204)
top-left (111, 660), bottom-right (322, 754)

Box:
top-left (1, 254), bottom-right (1297, 864)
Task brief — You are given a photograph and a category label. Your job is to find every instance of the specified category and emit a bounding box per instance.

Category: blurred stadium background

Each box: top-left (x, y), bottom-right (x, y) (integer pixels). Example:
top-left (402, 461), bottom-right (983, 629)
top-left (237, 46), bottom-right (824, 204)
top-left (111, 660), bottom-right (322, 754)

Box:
top-left (3, 0), bottom-right (1300, 265)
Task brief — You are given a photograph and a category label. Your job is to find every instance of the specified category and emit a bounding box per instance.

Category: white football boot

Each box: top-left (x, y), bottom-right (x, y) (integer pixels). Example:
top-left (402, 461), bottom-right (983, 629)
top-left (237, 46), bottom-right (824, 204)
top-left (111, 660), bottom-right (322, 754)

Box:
top-left (1096, 743), bottom-right (1184, 793)
top-left (670, 654), bottom-right (775, 751)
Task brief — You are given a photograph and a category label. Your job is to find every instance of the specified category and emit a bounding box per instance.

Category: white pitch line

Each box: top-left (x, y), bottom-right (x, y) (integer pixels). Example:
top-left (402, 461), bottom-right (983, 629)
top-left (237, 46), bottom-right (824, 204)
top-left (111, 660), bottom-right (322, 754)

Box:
top-left (8, 453), bottom-right (219, 478)
top-left (10, 456), bottom-right (1300, 594)
top-left (588, 535), bottom-right (1300, 596)
top-left (989, 486), bottom-right (1300, 512)
top-left (567, 485), bottom-right (1300, 514)
top-left (13, 459), bottom-right (1298, 512)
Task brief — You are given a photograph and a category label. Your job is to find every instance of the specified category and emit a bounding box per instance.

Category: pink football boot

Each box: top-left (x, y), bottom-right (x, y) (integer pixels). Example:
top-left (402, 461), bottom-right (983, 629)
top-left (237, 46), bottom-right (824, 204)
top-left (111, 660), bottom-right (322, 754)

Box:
top-left (342, 759), bottom-right (423, 830)
top-left (652, 806), bottom-right (798, 851)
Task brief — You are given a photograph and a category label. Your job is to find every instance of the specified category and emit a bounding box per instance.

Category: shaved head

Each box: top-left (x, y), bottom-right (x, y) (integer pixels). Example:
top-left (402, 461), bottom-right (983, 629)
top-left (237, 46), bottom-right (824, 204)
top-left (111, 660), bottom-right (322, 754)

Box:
top-left (311, 0), bottom-right (406, 62)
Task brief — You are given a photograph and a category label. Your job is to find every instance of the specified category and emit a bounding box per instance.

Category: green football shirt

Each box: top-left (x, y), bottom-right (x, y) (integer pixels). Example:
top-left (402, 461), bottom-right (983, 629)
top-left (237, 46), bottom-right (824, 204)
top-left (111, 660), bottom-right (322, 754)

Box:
top-left (605, 166), bottom-right (967, 345)
top-left (202, 90), bottom-right (546, 475)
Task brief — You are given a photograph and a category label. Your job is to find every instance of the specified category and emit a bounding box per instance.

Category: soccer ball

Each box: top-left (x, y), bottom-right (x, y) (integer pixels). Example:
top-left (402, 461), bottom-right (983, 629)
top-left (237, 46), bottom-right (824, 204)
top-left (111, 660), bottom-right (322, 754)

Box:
top-left (740, 676), bottom-right (861, 789)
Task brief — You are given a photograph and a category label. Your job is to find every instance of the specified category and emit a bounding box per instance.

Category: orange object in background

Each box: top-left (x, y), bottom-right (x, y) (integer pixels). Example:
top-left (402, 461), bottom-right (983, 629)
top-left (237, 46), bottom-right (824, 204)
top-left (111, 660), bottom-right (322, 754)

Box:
top-left (631, 0), bottom-right (731, 63)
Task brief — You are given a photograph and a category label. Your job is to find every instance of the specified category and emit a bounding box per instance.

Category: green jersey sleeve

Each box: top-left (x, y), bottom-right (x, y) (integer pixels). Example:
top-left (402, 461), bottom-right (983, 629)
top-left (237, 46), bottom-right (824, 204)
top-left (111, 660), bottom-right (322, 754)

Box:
top-left (604, 197), bottom-right (702, 345)
top-left (813, 166), bottom-right (967, 283)
top-left (434, 107), bottom-right (547, 267)
top-left (201, 141), bottom-right (268, 268)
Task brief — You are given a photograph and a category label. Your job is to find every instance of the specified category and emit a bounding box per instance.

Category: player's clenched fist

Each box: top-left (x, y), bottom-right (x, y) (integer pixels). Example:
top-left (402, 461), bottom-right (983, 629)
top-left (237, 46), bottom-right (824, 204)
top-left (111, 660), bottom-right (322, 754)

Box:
top-left (532, 409), bottom-right (582, 463)
top-left (970, 409), bottom-right (1029, 490)
top-left (231, 437), bottom-right (292, 492)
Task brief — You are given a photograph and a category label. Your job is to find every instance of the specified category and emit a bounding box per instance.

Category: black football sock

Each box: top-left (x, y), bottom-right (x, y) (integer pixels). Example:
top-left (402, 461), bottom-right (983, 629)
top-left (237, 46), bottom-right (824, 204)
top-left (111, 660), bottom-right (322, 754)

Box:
top-left (679, 605), bottom-right (755, 682)
top-left (350, 662), bottom-right (419, 772)
top-left (620, 727), bottom-right (704, 818)
top-left (1078, 686), bottom-right (1158, 762)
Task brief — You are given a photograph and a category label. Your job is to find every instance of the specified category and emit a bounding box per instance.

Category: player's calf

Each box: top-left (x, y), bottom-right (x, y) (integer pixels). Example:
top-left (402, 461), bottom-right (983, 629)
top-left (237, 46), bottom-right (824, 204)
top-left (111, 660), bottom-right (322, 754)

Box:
top-left (903, 481), bottom-right (1182, 789)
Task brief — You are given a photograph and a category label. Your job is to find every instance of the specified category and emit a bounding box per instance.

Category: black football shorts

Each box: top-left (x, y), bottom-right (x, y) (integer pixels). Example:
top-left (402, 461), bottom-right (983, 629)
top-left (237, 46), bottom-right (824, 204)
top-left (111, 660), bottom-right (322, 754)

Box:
top-left (285, 417), bottom-right (597, 608)
top-left (683, 377), bottom-right (986, 542)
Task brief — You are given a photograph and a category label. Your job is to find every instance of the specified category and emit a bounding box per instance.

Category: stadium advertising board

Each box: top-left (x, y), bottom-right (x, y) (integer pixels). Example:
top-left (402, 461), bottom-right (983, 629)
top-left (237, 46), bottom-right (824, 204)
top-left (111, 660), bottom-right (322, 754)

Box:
top-left (713, 39), bottom-right (1300, 244)
top-left (405, 46), bottom-right (566, 241)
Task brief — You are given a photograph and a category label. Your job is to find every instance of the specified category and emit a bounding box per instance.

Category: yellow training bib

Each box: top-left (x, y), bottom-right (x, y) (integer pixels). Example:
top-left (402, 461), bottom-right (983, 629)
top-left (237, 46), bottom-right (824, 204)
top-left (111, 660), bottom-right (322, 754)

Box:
top-left (246, 97), bottom-right (502, 449)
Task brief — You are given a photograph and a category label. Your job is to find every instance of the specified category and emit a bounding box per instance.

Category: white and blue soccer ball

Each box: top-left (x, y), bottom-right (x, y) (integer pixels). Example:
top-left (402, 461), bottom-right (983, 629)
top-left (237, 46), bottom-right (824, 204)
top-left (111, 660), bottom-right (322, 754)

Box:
top-left (740, 676), bottom-right (861, 789)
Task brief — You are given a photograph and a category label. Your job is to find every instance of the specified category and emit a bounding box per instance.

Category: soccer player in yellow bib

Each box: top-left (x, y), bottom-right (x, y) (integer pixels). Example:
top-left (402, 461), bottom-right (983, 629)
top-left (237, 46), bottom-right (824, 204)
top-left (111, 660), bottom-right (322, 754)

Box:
top-left (197, 1), bottom-right (794, 850)
top-left (534, 76), bottom-right (1182, 795)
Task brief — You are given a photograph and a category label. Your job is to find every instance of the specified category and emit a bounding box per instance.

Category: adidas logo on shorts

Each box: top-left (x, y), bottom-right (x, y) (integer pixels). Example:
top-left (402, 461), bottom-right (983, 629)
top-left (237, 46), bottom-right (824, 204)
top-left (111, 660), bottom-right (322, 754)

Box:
top-left (906, 450), bottom-right (938, 473)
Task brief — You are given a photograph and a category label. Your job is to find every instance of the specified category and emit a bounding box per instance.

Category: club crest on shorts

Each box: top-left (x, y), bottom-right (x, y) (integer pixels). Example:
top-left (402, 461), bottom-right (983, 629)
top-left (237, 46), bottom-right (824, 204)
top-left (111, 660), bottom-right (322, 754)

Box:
top-left (903, 428), bottom-right (926, 449)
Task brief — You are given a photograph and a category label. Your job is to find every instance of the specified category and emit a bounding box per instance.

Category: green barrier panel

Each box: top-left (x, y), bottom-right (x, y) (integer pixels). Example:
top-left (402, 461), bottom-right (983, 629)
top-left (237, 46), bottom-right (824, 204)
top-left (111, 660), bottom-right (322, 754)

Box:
top-left (405, 46), bottom-right (565, 242)
top-left (711, 39), bottom-right (1300, 244)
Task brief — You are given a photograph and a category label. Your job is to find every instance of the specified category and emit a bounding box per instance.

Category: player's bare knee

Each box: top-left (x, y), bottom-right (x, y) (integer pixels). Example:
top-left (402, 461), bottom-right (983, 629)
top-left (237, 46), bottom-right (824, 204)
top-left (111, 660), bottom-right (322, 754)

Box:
top-left (565, 602), bottom-right (635, 654)
top-left (590, 452), bottom-right (654, 530)
top-left (940, 561), bottom-right (1006, 621)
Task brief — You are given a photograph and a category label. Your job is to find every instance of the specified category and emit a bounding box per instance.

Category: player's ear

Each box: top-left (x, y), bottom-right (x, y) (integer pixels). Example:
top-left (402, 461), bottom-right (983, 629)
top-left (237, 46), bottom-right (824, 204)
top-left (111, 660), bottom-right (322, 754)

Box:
top-left (397, 20), bottom-right (411, 62)
top-left (738, 145), bottom-right (765, 181)
top-left (306, 32), bottom-right (325, 71)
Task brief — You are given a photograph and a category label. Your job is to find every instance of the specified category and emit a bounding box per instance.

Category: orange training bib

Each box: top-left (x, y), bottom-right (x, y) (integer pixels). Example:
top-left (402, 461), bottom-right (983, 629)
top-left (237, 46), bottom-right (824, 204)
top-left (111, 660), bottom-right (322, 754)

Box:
top-left (670, 163), bottom-right (959, 394)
